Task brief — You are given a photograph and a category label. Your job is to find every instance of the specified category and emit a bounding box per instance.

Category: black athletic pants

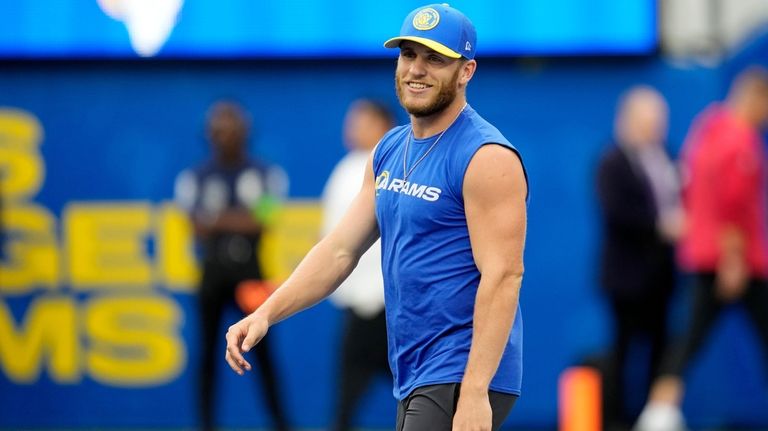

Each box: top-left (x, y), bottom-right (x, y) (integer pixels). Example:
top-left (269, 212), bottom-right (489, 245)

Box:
top-left (198, 260), bottom-right (289, 431)
top-left (605, 291), bottom-right (670, 425)
top-left (395, 384), bottom-right (518, 431)
top-left (661, 273), bottom-right (768, 377)
top-left (332, 308), bottom-right (391, 431)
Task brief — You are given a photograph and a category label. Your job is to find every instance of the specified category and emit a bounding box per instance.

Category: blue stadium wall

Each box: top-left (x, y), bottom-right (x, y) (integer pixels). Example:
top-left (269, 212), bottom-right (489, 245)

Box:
top-left (1, 51), bottom-right (768, 429)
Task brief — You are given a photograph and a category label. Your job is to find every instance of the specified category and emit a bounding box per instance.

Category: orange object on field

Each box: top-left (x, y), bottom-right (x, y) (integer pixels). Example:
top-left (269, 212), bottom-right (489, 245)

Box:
top-left (235, 279), bottom-right (276, 313)
top-left (558, 366), bottom-right (602, 431)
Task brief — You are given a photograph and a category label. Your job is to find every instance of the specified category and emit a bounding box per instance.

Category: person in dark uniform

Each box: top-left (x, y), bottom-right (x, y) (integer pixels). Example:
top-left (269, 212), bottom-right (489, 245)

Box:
top-left (175, 100), bottom-right (290, 431)
top-left (596, 86), bottom-right (682, 430)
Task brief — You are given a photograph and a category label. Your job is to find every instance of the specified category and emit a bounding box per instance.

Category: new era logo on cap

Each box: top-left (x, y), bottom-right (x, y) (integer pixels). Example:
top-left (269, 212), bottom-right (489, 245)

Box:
top-left (384, 3), bottom-right (477, 60)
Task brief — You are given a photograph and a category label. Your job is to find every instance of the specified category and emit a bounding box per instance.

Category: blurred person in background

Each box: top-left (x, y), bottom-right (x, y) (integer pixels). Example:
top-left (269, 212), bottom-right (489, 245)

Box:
top-left (635, 66), bottom-right (768, 431)
top-left (174, 100), bottom-right (290, 431)
top-left (596, 86), bottom-right (683, 431)
top-left (321, 99), bottom-right (396, 431)
top-left (224, 4), bottom-right (528, 430)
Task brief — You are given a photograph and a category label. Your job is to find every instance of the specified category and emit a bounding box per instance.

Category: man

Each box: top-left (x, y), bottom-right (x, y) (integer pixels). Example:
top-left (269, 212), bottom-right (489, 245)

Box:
top-left (596, 86), bottom-right (682, 429)
top-left (175, 101), bottom-right (290, 431)
top-left (321, 99), bottom-right (396, 431)
top-left (225, 5), bottom-right (528, 430)
top-left (635, 67), bottom-right (768, 431)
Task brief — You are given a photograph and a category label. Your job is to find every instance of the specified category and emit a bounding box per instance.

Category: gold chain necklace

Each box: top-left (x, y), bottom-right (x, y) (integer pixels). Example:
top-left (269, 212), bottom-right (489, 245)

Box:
top-left (403, 104), bottom-right (467, 181)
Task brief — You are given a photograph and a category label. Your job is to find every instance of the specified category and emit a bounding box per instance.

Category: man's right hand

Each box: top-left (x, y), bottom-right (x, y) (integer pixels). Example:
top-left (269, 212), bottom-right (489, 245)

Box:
top-left (717, 226), bottom-right (749, 302)
top-left (225, 312), bottom-right (269, 375)
top-left (716, 256), bottom-right (749, 302)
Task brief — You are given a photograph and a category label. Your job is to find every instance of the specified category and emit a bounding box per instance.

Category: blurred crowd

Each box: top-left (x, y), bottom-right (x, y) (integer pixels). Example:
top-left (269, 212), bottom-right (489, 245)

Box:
top-left (596, 66), bottom-right (768, 431)
top-left (3, 18), bottom-right (768, 430)
top-left (174, 64), bottom-right (768, 431)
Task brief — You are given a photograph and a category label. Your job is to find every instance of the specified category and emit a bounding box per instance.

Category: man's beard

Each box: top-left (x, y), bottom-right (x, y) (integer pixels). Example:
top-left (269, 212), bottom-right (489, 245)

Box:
top-left (396, 67), bottom-right (460, 118)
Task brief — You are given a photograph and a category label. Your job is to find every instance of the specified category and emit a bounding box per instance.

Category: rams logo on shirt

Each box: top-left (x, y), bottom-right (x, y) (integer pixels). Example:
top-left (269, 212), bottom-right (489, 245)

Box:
top-left (375, 170), bottom-right (442, 202)
top-left (412, 8), bottom-right (440, 31)
top-left (375, 170), bottom-right (390, 192)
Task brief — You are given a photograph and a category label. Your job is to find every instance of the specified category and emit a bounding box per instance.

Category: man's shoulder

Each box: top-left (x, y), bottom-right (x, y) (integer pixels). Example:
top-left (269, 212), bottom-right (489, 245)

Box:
top-left (178, 161), bottom-right (212, 180)
top-left (596, 145), bottom-right (637, 187)
top-left (599, 143), bottom-right (628, 165)
top-left (461, 108), bottom-right (513, 149)
top-left (374, 124), bottom-right (409, 159)
top-left (380, 124), bottom-right (410, 144)
top-left (242, 158), bottom-right (271, 172)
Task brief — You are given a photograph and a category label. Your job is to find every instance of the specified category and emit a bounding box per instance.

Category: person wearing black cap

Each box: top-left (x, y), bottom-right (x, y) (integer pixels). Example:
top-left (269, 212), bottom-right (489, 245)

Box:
top-left (224, 5), bottom-right (528, 430)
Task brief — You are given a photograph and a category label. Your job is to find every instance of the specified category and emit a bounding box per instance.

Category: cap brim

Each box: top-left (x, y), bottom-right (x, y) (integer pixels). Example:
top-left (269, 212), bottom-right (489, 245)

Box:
top-left (383, 36), bottom-right (462, 59)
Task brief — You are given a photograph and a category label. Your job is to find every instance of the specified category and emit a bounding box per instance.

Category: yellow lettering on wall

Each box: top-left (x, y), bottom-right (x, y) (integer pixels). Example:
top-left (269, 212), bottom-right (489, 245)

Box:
top-left (0, 296), bottom-right (80, 383)
top-left (84, 295), bottom-right (185, 387)
top-left (0, 148), bottom-right (44, 201)
top-left (0, 109), bottom-right (44, 201)
top-left (155, 203), bottom-right (198, 291)
top-left (64, 203), bottom-right (153, 288)
top-left (260, 200), bottom-right (322, 282)
top-left (0, 204), bottom-right (60, 293)
top-left (0, 108), bottom-right (43, 149)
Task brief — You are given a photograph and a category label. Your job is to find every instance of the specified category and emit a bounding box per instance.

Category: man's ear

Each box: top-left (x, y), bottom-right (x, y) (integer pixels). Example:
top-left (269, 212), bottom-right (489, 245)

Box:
top-left (460, 60), bottom-right (477, 86)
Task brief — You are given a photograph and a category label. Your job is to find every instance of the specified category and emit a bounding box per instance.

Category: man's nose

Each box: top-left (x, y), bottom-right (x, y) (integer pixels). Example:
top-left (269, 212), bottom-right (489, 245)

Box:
top-left (409, 56), bottom-right (428, 77)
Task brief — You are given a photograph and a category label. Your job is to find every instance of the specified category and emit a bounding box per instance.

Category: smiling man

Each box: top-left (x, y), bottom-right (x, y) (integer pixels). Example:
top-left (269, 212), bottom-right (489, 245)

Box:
top-left (225, 4), bottom-right (528, 430)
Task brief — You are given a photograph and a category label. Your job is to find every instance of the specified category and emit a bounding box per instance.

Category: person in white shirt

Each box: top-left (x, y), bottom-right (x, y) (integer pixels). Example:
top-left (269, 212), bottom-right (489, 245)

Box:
top-left (321, 99), bottom-right (396, 431)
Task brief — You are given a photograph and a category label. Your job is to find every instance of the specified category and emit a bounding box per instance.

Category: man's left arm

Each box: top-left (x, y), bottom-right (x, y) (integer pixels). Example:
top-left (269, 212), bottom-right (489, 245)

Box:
top-left (454, 144), bottom-right (527, 431)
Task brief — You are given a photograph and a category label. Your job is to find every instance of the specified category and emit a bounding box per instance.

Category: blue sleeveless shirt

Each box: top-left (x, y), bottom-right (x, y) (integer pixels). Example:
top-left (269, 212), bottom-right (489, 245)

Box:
top-left (373, 105), bottom-right (526, 400)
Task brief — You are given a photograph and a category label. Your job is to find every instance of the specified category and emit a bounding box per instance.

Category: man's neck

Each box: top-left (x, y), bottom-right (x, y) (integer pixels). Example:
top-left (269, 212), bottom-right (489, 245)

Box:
top-left (215, 152), bottom-right (245, 168)
top-left (410, 97), bottom-right (468, 138)
top-left (727, 97), bottom-right (760, 129)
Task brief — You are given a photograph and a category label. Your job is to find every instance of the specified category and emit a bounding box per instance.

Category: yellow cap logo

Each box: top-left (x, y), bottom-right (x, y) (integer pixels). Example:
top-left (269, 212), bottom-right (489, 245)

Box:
top-left (412, 8), bottom-right (440, 31)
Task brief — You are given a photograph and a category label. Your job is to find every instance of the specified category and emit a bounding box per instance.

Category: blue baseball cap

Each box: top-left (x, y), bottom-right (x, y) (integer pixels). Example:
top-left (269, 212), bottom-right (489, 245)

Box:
top-left (384, 4), bottom-right (477, 60)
